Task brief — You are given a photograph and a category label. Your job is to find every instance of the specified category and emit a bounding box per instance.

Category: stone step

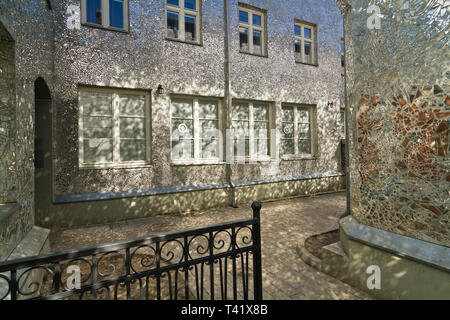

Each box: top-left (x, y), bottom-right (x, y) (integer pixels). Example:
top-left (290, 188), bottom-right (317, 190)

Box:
top-left (321, 241), bottom-right (349, 280)
top-left (0, 225), bottom-right (50, 300)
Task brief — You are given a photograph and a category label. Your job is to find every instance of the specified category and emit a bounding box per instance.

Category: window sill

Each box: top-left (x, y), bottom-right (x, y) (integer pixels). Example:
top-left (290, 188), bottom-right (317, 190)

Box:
top-left (295, 60), bottom-right (318, 67)
top-left (239, 50), bottom-right (268, 58)
top-left (165, 37), bottom-right (203, 47)
top-left (79, 163), bottom-right (152, 170)
top-left (281, 155), bottom-right (317, 161)
top-left (232, 157), bottom-right (272, 163)
top-left (81, 23), bottom-right (129, 33)
top-left (172, 161), bottom-right (226, 166)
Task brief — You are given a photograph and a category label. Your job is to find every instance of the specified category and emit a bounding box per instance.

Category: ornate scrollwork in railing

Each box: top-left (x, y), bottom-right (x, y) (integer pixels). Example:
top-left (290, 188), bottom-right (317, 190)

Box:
top-left (0, 201), bottom-right (263, 300)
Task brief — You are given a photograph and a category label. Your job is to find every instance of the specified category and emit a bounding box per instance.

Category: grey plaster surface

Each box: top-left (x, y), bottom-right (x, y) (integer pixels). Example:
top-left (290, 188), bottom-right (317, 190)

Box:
top-left (49, 192), bottom-right (372, 300)
top-left (341, 216), bottom-right (450, 272)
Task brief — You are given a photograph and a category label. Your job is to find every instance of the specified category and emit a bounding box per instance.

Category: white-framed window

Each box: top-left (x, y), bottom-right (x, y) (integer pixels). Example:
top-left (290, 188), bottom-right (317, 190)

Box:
top-left (81, 0), bottom-right (129, 31)
top-left (294, 21), bottom-right (316, 64)
top-left (166, 0), bottom-right (201, 43)
top-left (231, 101), bottom-right (271, 160)
top-left (171, 97), bottom-right (222, 163)
top-left (78, 87), bottom-right (151, 168)
top-left (281, 105), bottom-right (314, 156)
top-left (238, 5), bottom-right (266, 56)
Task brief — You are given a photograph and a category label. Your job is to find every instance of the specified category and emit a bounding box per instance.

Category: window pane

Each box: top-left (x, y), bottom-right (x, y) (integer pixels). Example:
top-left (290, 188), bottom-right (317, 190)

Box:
top-left (184, 0), bottom-right (196, 10)
top-left (239, 27), bottom-right (249, 52)
top-left (282, 139), bottom-right (294, 155)
top-left (120, 117), bottom-right (145, 139)
top-left (80, 92), bottom-right (112, 115)
top-left (252, 14), bottom-right (261, 26)
top-left (86, 0), bottom-right (102, 25)
top-left (253, 30), bottom-right (262, 55)
top-left (109, 0), bottom-right (124, 29)
top-left (201, 139), bottom-right (219, 159)
top-left (167, 0), bottom-right (179, 6)
top-left (233, 139), bottom-right (249, 157)
top-left (340, 111), bottom-right (345, 136)
top-left (298, 123), bottom-right (310, 139)
top-left (231, 120), bottom-right (249, 137)
top-left (120, 140), bottom-right (145, 161)
top-left (295, 40), bottom-right (301, 61)
top-left (253, 104), bottom-right (268, 121)
top-left (83, 116), bottom-right (113, 138)
top-left (239, 10), bottom-right (248, 23)
top-left (198, 100), bottom-right (218, 119)
top-left (304, 41), bottom-right (312, 63)
top-left (119, 94), bottom-right (145, 116)
top-left (232, 103), bottom-right (249, 120)
top-left (167, 11), bottom-right (179, 38)
top-left (200, 120), bottom-right (219, 139)
top-left (298, 139), bottom-right (311, 154)
top-left (255, 139), bottom-right (268, 156)
top-left (172, 119), bottom-right (194, 138)
top-left (254, 121), bottom-right (268, 139)
top-left (294, 25), bottom-right (301, 36)
top-left (297, 108), bottom-right (309, 123)
top-left (304, 27), bottom-right (311, 38)
top-left (282, 123), bottom-right (294, 139)
top-left (171, 99), bottom-right (193, 118)
top-left (172, 139), bottom-right (194, 160)
top-left (185, 15), bottom-right (196, 41)
top-left (84, 139), bottom-right (113, 163)
top-left (282, 106), bottom-right (294, 122)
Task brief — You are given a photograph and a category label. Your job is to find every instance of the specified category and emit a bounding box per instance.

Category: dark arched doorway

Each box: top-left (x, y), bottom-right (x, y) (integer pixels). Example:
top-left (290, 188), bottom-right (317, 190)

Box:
top-left (34, 77), bottom-right (52, 225)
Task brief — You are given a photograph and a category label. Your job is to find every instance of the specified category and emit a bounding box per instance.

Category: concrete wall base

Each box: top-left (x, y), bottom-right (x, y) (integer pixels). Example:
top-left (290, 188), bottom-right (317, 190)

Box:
top-left (40, 175), bottom-right (345, 229)
top-left (321, 216), bottom-right (450, 300)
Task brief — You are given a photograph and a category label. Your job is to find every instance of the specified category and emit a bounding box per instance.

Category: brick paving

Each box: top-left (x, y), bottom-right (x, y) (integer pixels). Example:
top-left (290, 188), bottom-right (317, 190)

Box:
top-left (49, 191), bottom-right (372, 300)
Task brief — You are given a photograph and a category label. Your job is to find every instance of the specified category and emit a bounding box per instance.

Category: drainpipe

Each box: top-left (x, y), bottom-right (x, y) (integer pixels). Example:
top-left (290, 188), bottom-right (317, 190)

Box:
top-left (224, 0), bottom-right (237, 207)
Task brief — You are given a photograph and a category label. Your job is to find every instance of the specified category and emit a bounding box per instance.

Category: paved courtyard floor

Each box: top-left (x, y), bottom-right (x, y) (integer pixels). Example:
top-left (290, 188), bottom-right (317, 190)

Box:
top-left (49, 191), bottom-right (372, 300)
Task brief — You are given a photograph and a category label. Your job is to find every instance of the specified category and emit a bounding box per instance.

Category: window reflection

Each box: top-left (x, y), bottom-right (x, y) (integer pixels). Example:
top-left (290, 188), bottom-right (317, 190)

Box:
top-left (86, 0), bottom-right (102, 25)
top-left (185, 15), bottom-right (196, 41)
top-left (109, 0), bottom-right (124, 29)
top-left (167, 11), bottom-right (179, 38)
top-left (240, 27), bottom-right (249, 52)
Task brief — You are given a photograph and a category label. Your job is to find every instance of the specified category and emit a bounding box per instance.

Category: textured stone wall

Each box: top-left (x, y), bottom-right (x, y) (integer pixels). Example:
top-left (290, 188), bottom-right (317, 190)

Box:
top-left (341, 0), bottom-right (449, 247)
top-left (0, 25), bottom-right (15, 203)
top-left (50, 0), bottom-right (344, 196)
top-left (0, 0), bottom-right (54, 256)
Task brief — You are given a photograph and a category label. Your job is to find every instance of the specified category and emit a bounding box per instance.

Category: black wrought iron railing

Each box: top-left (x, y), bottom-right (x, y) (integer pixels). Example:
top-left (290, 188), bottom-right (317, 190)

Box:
top-left (0, 202), bottom-right (263, 300)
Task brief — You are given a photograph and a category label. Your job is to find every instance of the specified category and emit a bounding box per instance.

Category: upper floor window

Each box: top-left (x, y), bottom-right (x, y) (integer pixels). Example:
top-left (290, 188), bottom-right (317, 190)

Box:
top-left (239, 5), bottom-right (267, 56)
top-left (294, 21), bottom-right (317, 65)
top-left (171, 97), bottom-right (222, 163)
top-left (341, 38), bottom-right (345, 68)
top-left (231, 101), bottom-right (271, 160)
top-left (81, 0), bottom-right (129, 31)
top-left (166, 0), bottom-right (201, 44)
top-left (281, 105), bottom-right (315, 156)
top-left (78, 87), bottom-right (151, 168)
